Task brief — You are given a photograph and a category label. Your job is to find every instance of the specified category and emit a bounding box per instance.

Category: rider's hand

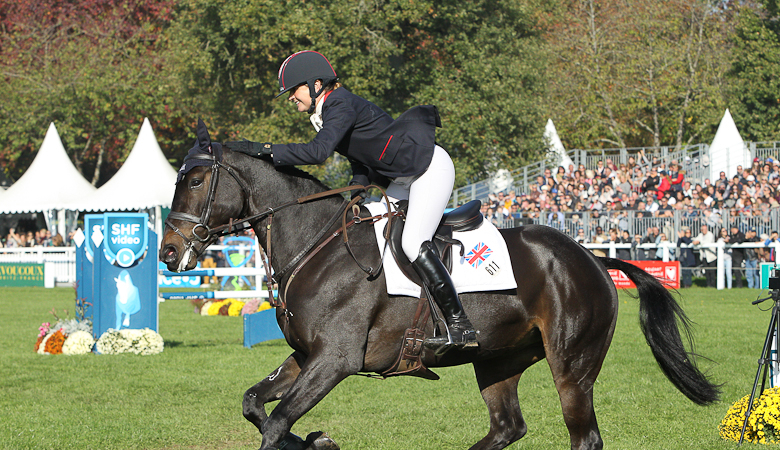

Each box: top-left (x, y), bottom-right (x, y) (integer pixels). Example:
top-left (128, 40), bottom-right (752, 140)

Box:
top-left (225, 139), bottom-right (272, 158)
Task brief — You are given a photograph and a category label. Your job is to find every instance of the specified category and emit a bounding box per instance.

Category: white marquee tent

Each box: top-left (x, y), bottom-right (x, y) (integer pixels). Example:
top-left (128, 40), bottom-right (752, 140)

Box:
top-left (709, 109), bottom-right (750, 181)
top-left (0, 123), bottom-right (96, 215)
top-left (67, 118), bottom-right (177, 212)
top-left (544, 119), bottom-right (575, 174)
top-left (65, 118), bottom-right (178, 235)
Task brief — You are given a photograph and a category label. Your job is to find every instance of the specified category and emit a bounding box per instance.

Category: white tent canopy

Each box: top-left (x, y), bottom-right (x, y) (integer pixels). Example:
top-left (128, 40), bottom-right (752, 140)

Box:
top-left (67, 118), bottom-right (178, 212)
top-left (544, 119), bottom-right (575, 174)
top-left (0, 123), bottom-right (96, 214)
top-left (709, 109), bottom-right (750, 181)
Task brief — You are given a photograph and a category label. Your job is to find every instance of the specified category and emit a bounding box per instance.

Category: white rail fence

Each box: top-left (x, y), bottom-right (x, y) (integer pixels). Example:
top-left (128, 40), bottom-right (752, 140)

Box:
top-left (0, 244), bottom-right (261, 287)
top-left (583, 241), bottom-right (780, 290)
top-left (0, 247), bottom-right (76, 284)
top-left (3, 241), bottom-right (778, 290)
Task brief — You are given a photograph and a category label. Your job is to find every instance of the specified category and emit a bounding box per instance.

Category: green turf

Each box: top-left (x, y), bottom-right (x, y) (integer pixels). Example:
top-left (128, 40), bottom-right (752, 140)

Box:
top-left (0, 286), bottom-right (773, 449)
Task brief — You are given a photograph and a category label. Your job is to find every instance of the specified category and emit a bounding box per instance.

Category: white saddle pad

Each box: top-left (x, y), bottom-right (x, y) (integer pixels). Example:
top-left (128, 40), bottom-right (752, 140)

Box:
top-left (365, 202), bottom-right (517, 297)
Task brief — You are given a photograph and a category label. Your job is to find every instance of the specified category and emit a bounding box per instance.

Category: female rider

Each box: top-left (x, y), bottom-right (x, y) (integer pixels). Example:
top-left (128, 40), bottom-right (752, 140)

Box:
top-left (227, 50), bottom-right (477, 351)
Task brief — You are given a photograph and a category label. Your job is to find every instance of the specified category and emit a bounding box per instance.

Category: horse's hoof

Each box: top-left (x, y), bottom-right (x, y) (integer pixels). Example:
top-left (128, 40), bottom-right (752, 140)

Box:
top-left (305, 431), bottom-right (340, 450)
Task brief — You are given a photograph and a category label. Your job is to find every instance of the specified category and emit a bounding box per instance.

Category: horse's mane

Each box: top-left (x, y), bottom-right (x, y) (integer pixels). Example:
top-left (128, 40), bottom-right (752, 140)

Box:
top-left (275, 164), bottom-right (331, 191)
top-left (228, 149), bottom-right (334, 193)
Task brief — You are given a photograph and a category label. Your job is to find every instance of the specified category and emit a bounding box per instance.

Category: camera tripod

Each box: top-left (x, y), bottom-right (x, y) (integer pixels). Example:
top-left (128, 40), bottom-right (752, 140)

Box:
top-left (739, 278), bottom-right (780, 445)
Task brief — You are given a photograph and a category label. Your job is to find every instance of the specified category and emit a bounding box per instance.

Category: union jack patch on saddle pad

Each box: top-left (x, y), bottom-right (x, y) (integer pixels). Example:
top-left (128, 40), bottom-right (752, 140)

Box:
top-left (465, 242), bottom-right (493, 268)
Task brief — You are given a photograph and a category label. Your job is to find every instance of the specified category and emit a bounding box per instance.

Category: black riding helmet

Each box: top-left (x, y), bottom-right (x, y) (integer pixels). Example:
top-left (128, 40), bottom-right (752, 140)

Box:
top-left (277, 50), bottom-right (338, 113)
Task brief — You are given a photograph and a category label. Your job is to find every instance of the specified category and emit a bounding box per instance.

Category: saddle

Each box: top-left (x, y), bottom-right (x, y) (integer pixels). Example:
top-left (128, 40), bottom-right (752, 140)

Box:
top-left (380, 200), bottom-right (483, 380)
top-left (385, 199), bottom-right (484, 283)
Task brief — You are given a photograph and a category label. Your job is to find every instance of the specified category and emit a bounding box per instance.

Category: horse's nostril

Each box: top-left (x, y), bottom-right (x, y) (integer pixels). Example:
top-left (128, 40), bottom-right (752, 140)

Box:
top-left (161, 245), bottom-right (178, 263)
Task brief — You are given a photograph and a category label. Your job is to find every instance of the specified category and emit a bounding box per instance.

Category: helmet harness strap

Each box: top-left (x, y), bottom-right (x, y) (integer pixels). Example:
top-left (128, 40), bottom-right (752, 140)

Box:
top-left (307, 79), bottom-right (323, 114)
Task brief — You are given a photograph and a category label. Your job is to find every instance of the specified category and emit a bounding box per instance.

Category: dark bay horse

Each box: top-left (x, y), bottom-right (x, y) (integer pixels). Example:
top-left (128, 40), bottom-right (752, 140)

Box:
top-left (160, 124), bottom-right (719, 450)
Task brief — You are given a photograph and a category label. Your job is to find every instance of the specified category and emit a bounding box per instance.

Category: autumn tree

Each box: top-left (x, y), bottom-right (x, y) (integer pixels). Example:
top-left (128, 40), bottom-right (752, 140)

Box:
top-left (547, 0), bottom-right (731, 151)
top-left (0, 0), bottom-right (186, 184)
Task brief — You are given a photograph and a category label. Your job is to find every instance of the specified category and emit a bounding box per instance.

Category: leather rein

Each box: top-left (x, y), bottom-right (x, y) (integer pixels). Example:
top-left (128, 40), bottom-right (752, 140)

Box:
top-left (164, 152), bottom-right (398, 313)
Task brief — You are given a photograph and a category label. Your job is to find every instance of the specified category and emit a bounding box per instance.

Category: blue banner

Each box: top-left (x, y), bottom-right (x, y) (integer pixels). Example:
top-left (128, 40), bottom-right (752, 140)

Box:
top-left (103, 213), bottom-right (148, 267)
top-left (76, 213), bottom-right (159, 345)
top-left (84, 214), bottom-right (104, 262)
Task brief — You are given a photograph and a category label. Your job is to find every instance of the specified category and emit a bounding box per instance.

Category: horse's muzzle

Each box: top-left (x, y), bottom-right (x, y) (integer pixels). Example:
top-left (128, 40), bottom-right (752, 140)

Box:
top-left (160, 244), bottom-right (179, 266)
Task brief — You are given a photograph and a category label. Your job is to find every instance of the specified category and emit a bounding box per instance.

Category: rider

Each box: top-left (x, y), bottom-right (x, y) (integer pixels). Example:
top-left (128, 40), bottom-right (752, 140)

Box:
top-left (226, 50), bottom-right (477, 351)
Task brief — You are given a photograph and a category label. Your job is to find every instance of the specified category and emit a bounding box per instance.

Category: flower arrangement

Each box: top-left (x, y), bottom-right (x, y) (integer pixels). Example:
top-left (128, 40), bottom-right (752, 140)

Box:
top-left (197, 298), bottom-right (248, 316)
top-left (188, 297), bottom-right (272, 316)
top-left (96, 328), bottom-right (164, 355)
top-left (43, 329), bottom-right (67, 354)
top-left (720, 387), bottom-right (780, 444)
top-left (34, 289), bottom-right (162, 356)
top-left (35, 299), bottom-right (94, 355)
top-left (240, 298), bottom-right (272, 316)
top-left (61, 330), bottom-right (95, 355)
top-left (207, 300), bottom-right (226, 316)
top-left (227, 300), bottom-right (245, 316)
top-left (241, 298), bottom-right (261, 315)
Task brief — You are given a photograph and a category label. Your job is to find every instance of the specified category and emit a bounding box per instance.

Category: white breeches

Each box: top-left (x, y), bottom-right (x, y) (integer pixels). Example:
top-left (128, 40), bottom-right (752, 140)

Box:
top-left (385, 145), bottom-right (455, 262)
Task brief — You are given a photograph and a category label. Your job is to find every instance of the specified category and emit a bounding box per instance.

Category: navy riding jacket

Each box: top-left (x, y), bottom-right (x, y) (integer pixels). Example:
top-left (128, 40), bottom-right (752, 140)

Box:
top-left (270, 88), bottom-right (441, 186)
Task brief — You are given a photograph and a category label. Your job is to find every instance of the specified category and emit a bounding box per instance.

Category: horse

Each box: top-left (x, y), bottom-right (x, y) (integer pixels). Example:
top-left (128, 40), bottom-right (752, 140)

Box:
top-left (160, 122), bottom-right (719, 450)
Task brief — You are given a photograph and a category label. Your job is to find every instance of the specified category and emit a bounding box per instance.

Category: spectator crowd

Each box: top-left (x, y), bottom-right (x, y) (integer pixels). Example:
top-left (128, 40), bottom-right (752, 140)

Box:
top-left (477, 151), bottom-right (780, 289)
top-left (1, 227), bottom-right (65, 248)
top-left (481, 152), bottom-right (780, 224)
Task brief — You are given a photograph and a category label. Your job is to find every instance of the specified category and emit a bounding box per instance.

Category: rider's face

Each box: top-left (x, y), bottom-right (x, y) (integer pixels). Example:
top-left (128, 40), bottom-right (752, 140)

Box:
top-left (288, 84), bottom-right (312, 113)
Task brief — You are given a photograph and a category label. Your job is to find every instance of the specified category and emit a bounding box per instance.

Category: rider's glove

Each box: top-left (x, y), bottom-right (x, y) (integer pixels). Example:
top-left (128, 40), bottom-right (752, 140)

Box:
top-left (225, 139), bottom-right (272, 158)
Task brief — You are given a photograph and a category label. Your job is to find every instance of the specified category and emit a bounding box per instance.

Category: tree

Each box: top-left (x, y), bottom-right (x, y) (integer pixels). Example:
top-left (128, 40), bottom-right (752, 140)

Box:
top-left (166, 0), bottom-right (550, 187)
top-left (547, 0), bottom-right (731, 151)
top-left (728, 0), bottom-right (780, 141)
top-left (0, 0), bottom-right (187, 185)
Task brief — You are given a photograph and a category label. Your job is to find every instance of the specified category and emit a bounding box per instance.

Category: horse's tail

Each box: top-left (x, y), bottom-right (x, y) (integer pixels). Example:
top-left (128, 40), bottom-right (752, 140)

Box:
top-left (599, 257), bottom-right (720, 405)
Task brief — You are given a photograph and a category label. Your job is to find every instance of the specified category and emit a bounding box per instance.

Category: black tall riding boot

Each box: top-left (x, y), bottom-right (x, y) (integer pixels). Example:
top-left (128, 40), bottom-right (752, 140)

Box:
top-left (411, 241), bottom-right (478, 350)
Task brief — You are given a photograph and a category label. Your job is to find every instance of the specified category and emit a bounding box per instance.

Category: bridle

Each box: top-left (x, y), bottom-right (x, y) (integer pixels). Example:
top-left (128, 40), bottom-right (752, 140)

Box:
top-left (165, 152), bottom-right (251, 271)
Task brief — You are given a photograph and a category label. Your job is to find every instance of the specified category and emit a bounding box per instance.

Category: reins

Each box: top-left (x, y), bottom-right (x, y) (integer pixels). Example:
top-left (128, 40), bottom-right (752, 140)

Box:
top-left (165, 152), bottom-right (399, 316)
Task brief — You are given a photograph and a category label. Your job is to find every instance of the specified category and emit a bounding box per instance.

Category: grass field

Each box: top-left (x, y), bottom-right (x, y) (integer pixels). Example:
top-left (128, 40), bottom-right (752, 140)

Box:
top-left (0, 285), bottom-right (773, 449)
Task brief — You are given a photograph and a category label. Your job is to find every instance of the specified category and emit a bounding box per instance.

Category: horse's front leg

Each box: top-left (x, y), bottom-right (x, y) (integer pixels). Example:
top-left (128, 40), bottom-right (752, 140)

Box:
top-left (243, 352), bottom-right (305, 432)
top-left (259, 346), bottom-right (361, 450)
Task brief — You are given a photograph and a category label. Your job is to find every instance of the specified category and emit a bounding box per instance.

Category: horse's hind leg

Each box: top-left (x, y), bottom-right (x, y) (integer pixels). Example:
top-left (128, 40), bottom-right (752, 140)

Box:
top-left (470, 349), bottom-right (543, 450)
top-left (243, 352), bottom-right (304, 432)
top-left (545, 316), bottom-right (614, 449)
top-left (551, 376), bottom-right (601, 450)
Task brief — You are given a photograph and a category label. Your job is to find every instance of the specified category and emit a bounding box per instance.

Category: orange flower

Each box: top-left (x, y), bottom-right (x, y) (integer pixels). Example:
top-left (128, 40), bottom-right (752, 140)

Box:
top-left (34, 336), bottom-right (44, 352)
top-left (44, 329), bottom-right (67, 355)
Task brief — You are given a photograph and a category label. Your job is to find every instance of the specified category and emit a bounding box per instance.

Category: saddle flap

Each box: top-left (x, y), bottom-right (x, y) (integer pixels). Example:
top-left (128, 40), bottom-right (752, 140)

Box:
top-left (385, 200), bottom-right (453, 282)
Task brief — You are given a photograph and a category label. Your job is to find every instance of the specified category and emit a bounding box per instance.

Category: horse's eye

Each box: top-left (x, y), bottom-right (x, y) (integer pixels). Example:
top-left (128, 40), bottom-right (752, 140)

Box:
top-left (190, 178), bottom-right (203, 189)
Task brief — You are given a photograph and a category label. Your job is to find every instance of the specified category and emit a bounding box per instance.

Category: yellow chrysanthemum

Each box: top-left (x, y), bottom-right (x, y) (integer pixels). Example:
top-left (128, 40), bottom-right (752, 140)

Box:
top-left (228, 300), bottom-right (245, 316)
top-left (207, 300), bottom-right (225, 316)
top-left (720, 387), bottom-right (780, 444)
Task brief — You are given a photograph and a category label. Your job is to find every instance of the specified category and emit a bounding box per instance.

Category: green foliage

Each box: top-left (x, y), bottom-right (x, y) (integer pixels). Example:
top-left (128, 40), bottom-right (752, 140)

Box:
top-left (728, 2), bottom-right (780, 141)
top-left (166, 0), bottom-right (549, 187)
top-left (1, 0), bottom-right (778, 192)
top-left (0, 0), bottom-right (187, 184)
top-left (547, 0), bottom-right (730, 151)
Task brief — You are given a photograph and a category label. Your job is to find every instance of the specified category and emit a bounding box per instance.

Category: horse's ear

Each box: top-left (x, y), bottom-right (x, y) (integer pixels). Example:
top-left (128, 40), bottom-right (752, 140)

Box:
top-left (196, 118), bottom-right (212, 151)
